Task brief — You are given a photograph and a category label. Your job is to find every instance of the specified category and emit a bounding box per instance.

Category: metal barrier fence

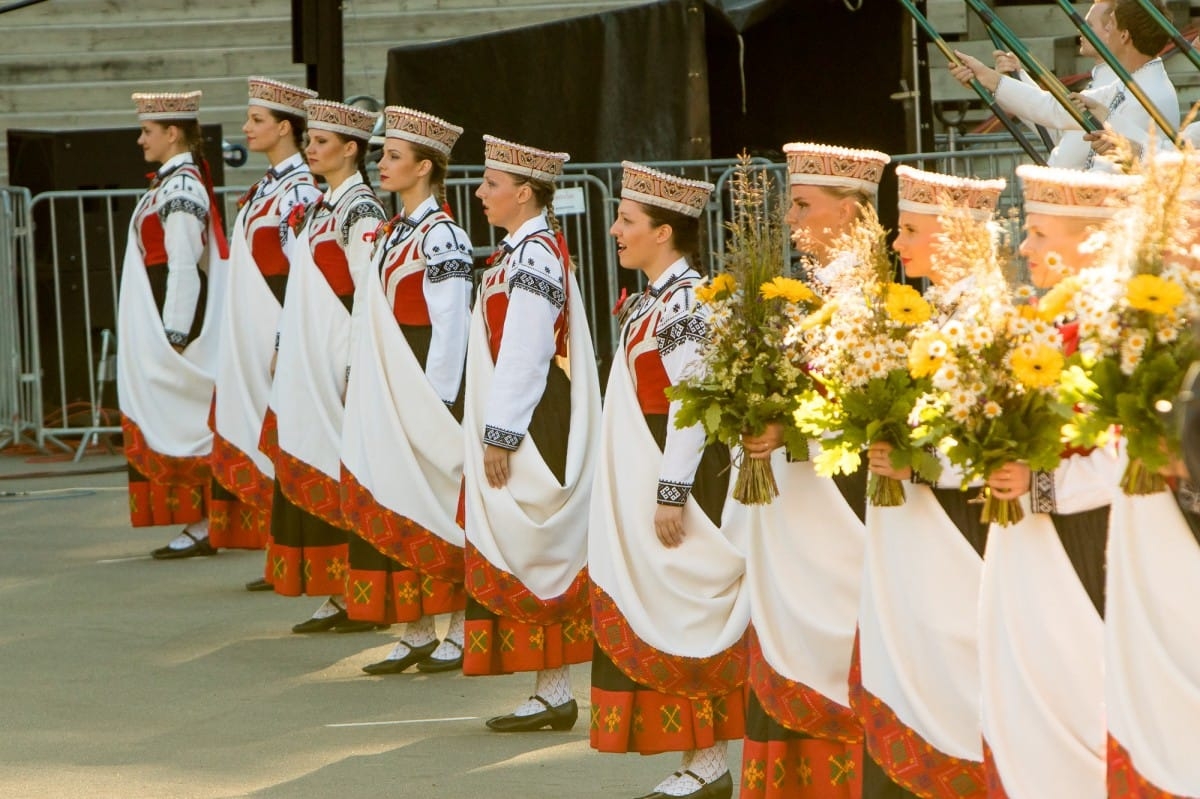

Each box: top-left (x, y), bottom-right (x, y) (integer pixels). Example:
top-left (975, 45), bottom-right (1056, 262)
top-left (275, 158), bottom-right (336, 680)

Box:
top-left (1, 147), bottom-right (1037, 456)
top-left (0, 186), bottom-right (39, 451)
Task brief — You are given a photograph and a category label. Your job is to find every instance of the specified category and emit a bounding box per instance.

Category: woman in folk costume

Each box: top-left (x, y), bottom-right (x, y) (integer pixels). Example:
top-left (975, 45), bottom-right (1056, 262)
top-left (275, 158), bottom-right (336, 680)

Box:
top-left (259, 100), bottom-right (385, 632)
top-left (118, 90), bottom-right (229, 560)
top-left (1105, 158), bottom-right (1200, 798)
top-left (978, 165), bottom-right (1133, 799)
top-left (339, 106), bottom-right (473, 673)
top-left (854, 166), bottom-right (1004, 799)
top-left (462, 135), bottom-right (601, 731)
top-left (209, 77), bottom-right (320, 582)
top-left (737, 143), bottom-right (891, 799)
top-left (589, 162), bottom-right (741, 799)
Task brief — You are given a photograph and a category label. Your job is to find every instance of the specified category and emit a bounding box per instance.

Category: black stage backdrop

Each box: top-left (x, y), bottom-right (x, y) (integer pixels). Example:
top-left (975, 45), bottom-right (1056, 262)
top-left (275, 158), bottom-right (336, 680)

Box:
top-left (384, 0), bottom-right (905, 169)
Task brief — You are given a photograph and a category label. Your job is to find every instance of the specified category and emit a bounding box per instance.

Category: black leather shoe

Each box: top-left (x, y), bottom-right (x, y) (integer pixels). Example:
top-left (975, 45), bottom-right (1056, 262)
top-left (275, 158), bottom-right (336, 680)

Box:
top-left (245, 577), bottom-right (273, 592)
top-left (361, 639), bottom-right (439, 675)
top-left (151, 531), bottom-right (217, 560)
top-left (291, 609), bottom-right (347, 634)
top-left (416, 639), bottom-right (463, 673)
top-left (485, 696), bottom-right (578, 732)
top-left (333, 618), bottom-right (391, 634)
top-left (634, 771), bottom-right (733, 799)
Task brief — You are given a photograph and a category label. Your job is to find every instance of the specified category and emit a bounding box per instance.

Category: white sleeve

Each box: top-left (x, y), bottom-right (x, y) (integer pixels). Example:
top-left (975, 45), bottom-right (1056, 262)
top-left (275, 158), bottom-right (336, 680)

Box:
top-left (1030, 444), bottom-right (1121, 515)
top-left (994, 74), bottom-right (1113, 131)
top-left (158, 174), bottom-right (209, 345)
top-left (1105, 71), bottom-right (1180, 155)
top-left (656, 287), bottom-right (710, 506)
top-left (484, 239), bottom-right (565, 449)
top-left (421, 220), bottom-right (473, 405)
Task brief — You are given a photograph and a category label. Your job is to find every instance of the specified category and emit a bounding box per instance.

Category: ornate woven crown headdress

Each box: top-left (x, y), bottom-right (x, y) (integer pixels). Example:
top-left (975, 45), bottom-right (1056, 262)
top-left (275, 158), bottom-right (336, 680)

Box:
top-left (1016, 164), bottom-right (1140, 219)
top-left (620, 162), bottom-right (714, 218)
top-left (783, 142), bottom-right (890, 195)
top-left (384, 106), bottom-right (463, 156)
top-left (482, 134), bottom-right (569, 182)
top-left (132, 91), bottom-right (202, 121)
top-left (247, 77), bottom-right (316, 116)
top-left (896, 165), bottom-right (1006, 221)
top-left (303, 99), bottom-right (378, 141)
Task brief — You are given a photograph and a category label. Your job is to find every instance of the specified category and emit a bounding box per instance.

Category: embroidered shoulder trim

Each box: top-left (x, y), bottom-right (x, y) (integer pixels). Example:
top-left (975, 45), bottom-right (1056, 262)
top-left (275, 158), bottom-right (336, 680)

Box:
top-left (1030, 469), bottom-right (1056, 514)
top-left (157, 197), bottom-right (207, 224)
top-left (341, 201), bottom-right (385, 245)
top-left (509, 269), bottom-right (566, 309)
top-left (656, 314), bottom-right (708, 357)
top-left (657, 480), bottom-right (692, 506)
top-left (427, 258), bottom-right (472, 284)
top-left (484, 425), bottom-right (524, 451)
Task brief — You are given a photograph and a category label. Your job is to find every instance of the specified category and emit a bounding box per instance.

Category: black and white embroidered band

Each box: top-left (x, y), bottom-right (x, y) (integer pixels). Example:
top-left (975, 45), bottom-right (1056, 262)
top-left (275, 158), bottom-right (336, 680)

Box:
top-left (484, 424), bottom-right (524, 451)
top-left (165, 328), bottom-right (188, 347)
top-left (509, 269), bottom-right (566, 309)
top-left (656, 314), bottom-right (709, 358)
top-left (341, 201), bottom-right (386, 245)
top-left (158, 197), bottom-right (207, 224)
top-left (1030, 469), bottom-right (1056, 514)
top-left (427, 259), bottom-right (472, 283)
top-left (657, 480), bottom-right (692, 506)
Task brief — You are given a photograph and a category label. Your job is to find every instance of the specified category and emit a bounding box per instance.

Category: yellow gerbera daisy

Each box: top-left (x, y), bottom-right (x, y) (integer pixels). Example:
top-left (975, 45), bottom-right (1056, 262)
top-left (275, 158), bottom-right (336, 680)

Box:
top-left (1037, 276), bottom-right (1080, 322)
top-left (1011, 343), bottom-right (1064, 389)
top-left (695, 272), bottom-right (736, 304)
top-left (884, 284), bottom-right (932, 325)
top-left (759, 276), bottom-right (815, 304)
top-left (1126, 274), bottom-right (1185, 315)
top-left (908, 332), bottom-right (949, 378)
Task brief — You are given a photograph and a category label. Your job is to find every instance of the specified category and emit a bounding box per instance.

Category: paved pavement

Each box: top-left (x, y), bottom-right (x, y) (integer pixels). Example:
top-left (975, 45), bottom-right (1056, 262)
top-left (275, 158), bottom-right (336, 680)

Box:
top-left (0, 450), bottom-right (744, 798)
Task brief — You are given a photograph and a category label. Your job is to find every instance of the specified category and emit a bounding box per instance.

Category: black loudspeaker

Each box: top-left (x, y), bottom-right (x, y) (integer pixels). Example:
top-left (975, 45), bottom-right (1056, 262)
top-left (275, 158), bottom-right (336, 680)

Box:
top-left (6, 125), bottom-right (224, 410)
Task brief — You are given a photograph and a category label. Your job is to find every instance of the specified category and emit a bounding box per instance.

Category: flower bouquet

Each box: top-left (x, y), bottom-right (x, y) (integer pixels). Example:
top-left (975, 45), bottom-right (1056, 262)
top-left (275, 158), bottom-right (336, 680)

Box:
top-left (910, 211), bottom-right (1075, 526)
top-left (668, 157), bottom-right (820, 504)
top-left (791, 205), bottom-right (942, 506)
top-left (1068, 151), bottom-right (1200, 495)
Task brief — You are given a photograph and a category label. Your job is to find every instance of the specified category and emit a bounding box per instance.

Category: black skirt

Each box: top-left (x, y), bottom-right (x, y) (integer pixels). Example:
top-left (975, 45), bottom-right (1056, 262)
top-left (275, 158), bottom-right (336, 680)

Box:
top-left (145, 265), bottom-right (208, 346)
top-left (1049, 505), bottom-right (1109, 618)
top-left (399, 323), bottom-right (464, 423)
top-left (833, 468), bottom-right (868, 524)
top-left (525, 360), bottom-right (571, 485)
top-left (930, 486), bottom-right (989, 558)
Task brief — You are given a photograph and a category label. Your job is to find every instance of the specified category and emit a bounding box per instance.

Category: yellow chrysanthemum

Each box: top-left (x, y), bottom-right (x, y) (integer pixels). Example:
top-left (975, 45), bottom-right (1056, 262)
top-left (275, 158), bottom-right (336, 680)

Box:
top-left (1126, 274), bottom-right (1185, 315)
top-left (884, 284), bottom-right (932, 325)
top-left (695, 272), bottom-right (736, 304)
top-left (1037, 276), bottom-right (1080, 322)
top-left (760, 276), bottom-right (815, 304)
top-left (1011, 344), bottom-right (1064, 389)
top-left (908, 332), bottom-right (949, 378)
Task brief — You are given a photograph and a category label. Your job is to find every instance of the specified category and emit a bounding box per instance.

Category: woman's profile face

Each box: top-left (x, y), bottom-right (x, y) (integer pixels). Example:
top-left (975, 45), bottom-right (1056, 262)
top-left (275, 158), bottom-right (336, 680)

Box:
top-left (893, 211), bottom-right (941, 281)
top-left (610, 199), bottom-right (668, 272)
top-left (136, 121), bottom-right (173, 165)
top-left (1018, 212), bottom-right (1095, 288)
top-left (377, 139), bottom-right (426, 195)
top-left (242, 105), bottom-right (285, 155)
top-left (475, 168), bottom-right (523, 231)
top-left (785, 184), bottom-right (855, 258)
top-left (305, 130), bottom-right (355, 179)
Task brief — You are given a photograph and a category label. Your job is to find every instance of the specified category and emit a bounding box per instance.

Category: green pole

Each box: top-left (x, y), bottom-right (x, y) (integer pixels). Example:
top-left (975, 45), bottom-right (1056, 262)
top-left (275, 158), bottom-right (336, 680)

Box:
top-left (1055, 0), bottom-right (1178, 141)
top-left (899, 0), bottom-right (1046, 164)
top-left (1134, 0), bottom-right (1200, 72)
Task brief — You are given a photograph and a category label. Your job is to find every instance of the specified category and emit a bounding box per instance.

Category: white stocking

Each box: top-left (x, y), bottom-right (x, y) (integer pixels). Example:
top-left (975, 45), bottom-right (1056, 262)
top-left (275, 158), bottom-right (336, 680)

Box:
top-left (511, 665), bottom-right (572, 716)
top-left (428, 610), bottom-right (465, 661)
top-left (309, 596), bottom-right (344, 620)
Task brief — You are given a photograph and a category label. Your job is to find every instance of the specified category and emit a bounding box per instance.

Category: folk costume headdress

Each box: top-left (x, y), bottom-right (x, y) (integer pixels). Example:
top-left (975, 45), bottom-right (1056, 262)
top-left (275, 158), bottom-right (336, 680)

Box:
top-left (783, 142), bottom-right (891, 196)
top-left (132, 90), bottom-right (202, 121)
top-left (385, 106), bottom-right (463, 156)
top-left (303, 99), bottom-right (378, 142)
top-left (1017, 164), bottom-right (1139, 219)
top-left (482, 135), bottom-right (569, 182)
top-left (896, 165), bottom-right (1006, 221)
top-left (619, 161), bottom-right (714, 218)
top-left (247, 77), bottom-right (316, 116)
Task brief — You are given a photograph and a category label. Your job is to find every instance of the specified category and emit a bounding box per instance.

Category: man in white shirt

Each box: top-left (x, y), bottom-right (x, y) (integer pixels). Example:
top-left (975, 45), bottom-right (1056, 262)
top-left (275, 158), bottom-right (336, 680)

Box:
top-left (950, 0), bottom-right (1177, 171)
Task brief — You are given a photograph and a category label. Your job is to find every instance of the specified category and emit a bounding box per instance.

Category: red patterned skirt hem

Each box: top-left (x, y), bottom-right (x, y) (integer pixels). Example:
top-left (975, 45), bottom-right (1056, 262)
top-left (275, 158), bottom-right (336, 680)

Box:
top-left (848, 634), bottom-right (986, 799)
top-left (740, 735), bottom-right (864, 799)
top-left (464, 542), bottom-right (589, 626)
top-left (748, 626), bottom-right (862, 744)
top-left (589, 685), bottom-right (744, 755)
top-left (1108, 734), bottom-right (1193, 799)
top-left (211, 429), bottom-right (273, 511)
top-left (591, 583), bottom-right (747, 700)
top-left (340, 465), bottom-right (465, 584)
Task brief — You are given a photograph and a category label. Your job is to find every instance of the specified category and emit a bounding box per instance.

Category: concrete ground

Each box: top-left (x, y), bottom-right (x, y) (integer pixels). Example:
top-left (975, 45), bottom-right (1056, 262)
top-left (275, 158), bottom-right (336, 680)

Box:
top-left (0, 449), bottom-right (743, 799)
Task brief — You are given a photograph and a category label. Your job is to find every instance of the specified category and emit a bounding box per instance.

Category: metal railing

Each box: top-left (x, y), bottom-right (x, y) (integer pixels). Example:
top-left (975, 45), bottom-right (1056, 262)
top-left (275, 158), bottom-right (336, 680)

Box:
top-left (0, 186), bottom-right (39, 451)
top-left (2, 147), bottom-right (1039, 457)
